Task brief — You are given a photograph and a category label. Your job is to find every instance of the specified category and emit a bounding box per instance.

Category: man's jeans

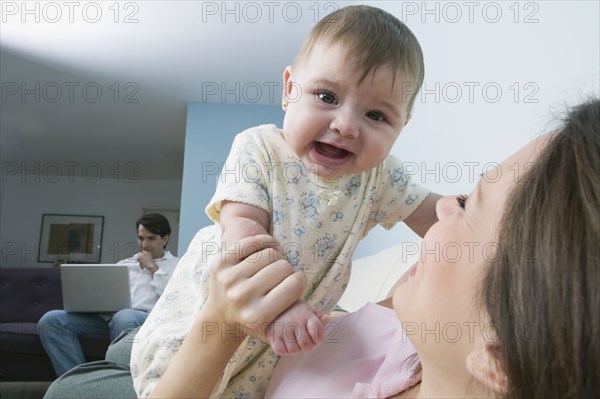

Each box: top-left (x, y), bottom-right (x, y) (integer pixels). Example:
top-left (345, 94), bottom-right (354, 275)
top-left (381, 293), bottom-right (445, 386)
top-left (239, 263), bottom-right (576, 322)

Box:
top-left (43, 327), bottom-right (140, 399)
top-left (37, 309), bottom-right (148, 376)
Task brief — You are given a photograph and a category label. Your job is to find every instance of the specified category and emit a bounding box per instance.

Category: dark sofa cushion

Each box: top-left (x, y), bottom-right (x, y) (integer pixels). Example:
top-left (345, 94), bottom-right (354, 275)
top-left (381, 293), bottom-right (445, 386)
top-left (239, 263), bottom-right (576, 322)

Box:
top-left (0, 322), bottom-right (109, 358)
top-left (0, 322), bottom-right (44, 355)
top-left (0, 267), bottom-right (110, 381)
top-left (0, 268), bottom-right (63, 323)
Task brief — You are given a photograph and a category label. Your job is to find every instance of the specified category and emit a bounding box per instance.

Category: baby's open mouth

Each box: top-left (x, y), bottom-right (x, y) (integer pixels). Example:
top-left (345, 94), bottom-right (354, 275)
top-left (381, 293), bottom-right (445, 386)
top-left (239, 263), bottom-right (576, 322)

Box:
top-left (314, 142), bottom-right (350, 159)
top-left (309, 141), bottom-right (353, 168)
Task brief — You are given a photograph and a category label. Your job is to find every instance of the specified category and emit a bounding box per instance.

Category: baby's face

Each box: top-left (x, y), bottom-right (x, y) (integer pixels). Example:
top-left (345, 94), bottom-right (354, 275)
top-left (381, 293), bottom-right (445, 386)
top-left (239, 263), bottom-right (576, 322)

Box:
top-left (281, 42), bottom-right (412, 179)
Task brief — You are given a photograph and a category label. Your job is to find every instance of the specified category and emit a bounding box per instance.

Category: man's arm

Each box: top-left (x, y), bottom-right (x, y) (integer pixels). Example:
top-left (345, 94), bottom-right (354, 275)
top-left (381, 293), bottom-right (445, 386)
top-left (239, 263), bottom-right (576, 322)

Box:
top-left (403, 192), bottom-right (442, 238)
top-left (144, 254), bottom-right (180, 295)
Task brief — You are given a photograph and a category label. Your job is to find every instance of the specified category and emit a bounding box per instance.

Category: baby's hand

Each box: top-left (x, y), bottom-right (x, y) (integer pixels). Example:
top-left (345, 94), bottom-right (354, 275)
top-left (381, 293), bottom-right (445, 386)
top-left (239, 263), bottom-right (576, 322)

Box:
top-left (265, 300), bottom-right (325, 356)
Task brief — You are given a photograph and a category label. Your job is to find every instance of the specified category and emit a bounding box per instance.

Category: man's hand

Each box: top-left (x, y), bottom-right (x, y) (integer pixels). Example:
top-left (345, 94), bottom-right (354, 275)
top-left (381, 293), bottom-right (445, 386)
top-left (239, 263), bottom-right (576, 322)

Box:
top-left (138, 250), bottom-right (159, 275)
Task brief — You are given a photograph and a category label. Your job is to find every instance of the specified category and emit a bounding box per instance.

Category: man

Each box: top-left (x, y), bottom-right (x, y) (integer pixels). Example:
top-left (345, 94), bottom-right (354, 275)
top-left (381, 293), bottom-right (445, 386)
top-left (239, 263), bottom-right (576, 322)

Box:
top-left (37, 213), bottom-right (179, 377)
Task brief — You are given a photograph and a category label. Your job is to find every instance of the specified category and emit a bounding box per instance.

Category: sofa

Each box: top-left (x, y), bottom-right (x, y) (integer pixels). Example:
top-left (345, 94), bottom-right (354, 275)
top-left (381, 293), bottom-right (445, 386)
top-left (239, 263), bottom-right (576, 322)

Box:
top-left (0, 267), bottom-right (110, 382)
top-left (338, 243), bottom-right (418, 312)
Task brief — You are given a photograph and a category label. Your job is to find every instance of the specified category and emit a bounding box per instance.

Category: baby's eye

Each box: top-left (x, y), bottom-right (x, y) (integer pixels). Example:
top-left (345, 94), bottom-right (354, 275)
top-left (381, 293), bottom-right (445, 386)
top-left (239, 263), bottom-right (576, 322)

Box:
top-left (366, 111), bottom-right (384, 122)
top-left (456, 194), bottom-right (468, 209)
top-left (318, 92), bottom-right (337, 105)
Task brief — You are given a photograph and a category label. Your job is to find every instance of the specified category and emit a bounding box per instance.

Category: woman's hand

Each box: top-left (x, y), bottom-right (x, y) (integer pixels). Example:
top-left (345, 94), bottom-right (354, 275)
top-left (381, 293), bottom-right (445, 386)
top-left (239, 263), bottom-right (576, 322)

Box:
top-left (204, 234), bottom-right (307, 341)
top-left (151, 235), bottom-right (307, 398)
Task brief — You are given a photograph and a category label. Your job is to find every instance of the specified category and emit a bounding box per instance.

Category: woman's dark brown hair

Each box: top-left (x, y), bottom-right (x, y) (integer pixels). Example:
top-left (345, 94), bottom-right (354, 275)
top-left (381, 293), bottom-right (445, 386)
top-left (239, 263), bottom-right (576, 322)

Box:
top-left (483, 98), bottom-right (599, 398)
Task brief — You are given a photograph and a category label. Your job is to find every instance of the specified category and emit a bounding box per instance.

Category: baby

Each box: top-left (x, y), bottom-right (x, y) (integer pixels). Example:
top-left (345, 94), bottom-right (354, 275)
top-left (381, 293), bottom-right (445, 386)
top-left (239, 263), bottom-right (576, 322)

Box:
top-left (132, 5), bottom-right (440, 398)
top-left (204, 5), bottom-right (440, 356)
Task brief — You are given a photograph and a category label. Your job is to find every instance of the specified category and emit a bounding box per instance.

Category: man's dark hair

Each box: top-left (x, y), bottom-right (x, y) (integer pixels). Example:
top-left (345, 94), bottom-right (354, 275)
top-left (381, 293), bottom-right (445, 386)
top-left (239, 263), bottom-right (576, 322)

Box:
top-left (136, 213), bottom-right (172, 238)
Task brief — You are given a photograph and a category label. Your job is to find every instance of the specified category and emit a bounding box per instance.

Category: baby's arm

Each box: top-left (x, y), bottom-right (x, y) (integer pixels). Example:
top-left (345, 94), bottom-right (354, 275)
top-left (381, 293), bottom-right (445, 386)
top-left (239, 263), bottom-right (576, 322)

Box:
top-left (220, 202), bottom-right (324, 356)
top-left (219, 201), bottom-right (271, 250)
top-left (403, 192), bottom-right (442, 238)
top-left (266, 300), bottom-right (325, 356)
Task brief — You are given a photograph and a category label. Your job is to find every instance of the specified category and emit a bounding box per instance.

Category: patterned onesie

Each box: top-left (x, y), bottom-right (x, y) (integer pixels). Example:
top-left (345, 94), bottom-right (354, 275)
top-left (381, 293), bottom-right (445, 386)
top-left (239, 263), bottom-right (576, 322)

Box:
top-left (131, 124), bottom-right (430, 397)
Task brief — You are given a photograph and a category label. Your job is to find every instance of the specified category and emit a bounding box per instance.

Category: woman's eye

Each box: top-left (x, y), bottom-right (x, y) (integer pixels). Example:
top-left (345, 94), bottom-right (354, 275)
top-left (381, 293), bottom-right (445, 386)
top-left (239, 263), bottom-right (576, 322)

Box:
top-left (457, 194), bottom-right (468, 209)
top-left (318, 92), bottom-right (337, 104)
top-left (366, 111), bottom-right (384, 122)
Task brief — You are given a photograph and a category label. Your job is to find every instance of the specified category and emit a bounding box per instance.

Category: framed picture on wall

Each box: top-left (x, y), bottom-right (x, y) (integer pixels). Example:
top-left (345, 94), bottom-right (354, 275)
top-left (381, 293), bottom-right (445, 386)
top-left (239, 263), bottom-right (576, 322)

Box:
top-left (38, 214), bottom-right (104, 264)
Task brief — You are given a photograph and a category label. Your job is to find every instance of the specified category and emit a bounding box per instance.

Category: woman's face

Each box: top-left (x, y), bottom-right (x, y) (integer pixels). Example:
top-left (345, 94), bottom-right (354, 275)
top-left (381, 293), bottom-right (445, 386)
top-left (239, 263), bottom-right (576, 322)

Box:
top-left (393, 137), bottom-right (548, 367)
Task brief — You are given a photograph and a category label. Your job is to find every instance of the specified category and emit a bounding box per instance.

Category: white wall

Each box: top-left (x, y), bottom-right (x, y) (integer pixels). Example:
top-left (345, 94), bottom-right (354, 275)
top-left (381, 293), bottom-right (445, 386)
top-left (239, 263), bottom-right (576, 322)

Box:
top-left (0, 173), bottom-right (181, 267)
top-left (177, 2), bottom-right (599, 259)
top-left (353, 0), bottom-right (600, 258)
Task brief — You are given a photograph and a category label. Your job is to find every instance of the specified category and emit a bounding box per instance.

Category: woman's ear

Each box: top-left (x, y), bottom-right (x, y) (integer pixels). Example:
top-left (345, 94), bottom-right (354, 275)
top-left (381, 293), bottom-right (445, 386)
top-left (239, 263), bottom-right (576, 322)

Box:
top-left (282, 66), bottom-right (293, 111)
top-left (466, 340), bottom-right (509, 395)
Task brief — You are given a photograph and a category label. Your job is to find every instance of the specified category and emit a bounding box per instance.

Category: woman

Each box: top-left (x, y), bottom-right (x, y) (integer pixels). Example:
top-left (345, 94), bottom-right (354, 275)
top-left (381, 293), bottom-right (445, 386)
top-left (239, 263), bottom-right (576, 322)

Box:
top-left (43, 100), bottom-right (597, 398)
top-left (482, 98), bottom-right (599, 397)
top-left (144, 98), bottom-right (598, 399)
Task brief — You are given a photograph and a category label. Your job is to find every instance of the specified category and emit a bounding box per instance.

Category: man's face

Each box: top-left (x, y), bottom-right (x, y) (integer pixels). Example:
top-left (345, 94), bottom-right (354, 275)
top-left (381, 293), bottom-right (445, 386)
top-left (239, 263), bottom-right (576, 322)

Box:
top-left (137, 225), bottom-right (168, 259)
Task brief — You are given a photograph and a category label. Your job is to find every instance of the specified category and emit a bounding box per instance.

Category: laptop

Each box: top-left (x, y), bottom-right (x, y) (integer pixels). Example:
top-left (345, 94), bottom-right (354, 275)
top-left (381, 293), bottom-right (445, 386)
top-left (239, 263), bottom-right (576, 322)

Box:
top-left (60, 264), bottom-right (132, 312)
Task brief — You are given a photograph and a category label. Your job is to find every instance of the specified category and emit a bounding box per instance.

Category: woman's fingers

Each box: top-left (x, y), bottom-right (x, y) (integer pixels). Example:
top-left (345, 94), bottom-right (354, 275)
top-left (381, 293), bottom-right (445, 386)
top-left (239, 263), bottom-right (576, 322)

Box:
top-left (211, 235), bottom-right (283, 289)
top-left (221, 234), bottom-right (281, 265)
top-left (261, 271), bottom-right (307, 323)
top-left (238, 272), bottom-right (306, 342)
top-left (208, 234), bottom-right (306, 334)
top-left (249, 257), bottom-right (298, 296)
top-left (222, 257), bottom-right (295, 320)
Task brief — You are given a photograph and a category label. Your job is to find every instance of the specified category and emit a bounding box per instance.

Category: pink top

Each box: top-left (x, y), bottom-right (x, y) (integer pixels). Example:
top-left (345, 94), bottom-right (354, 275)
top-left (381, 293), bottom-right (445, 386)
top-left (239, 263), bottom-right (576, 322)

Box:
top-left (265, 303), bottom-right (422, 398)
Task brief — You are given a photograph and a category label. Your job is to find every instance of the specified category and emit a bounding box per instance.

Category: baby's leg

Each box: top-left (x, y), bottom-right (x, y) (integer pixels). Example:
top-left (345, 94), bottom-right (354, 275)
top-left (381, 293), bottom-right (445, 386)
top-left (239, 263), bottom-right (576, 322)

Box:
top-left (266, 300), bottom-right (325, 356)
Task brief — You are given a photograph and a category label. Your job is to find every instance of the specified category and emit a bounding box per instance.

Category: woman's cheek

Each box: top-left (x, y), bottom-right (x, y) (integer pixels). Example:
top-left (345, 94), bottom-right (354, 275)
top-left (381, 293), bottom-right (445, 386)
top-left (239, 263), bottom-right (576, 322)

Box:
top-left (392, 270), bottom-right (422, 322)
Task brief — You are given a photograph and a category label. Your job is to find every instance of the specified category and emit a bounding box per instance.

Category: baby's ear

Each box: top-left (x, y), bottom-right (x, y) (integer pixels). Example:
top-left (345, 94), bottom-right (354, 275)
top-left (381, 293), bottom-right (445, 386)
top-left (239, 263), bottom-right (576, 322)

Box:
top-left (466, 339), bottom-right (509, 395)
top-left (282, 66), bottom-right (293, 110)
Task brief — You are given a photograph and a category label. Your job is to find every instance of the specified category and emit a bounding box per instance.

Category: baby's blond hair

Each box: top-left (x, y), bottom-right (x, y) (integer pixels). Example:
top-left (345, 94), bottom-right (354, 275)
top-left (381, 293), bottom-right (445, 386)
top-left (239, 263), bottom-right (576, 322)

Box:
top-left (294, 5), bottom-right (424, 113)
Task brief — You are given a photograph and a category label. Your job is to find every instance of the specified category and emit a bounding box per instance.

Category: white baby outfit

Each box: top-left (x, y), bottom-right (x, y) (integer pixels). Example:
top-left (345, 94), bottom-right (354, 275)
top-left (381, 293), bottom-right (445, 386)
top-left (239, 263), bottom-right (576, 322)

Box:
top-left (131, 124), bottom-right (430, 397)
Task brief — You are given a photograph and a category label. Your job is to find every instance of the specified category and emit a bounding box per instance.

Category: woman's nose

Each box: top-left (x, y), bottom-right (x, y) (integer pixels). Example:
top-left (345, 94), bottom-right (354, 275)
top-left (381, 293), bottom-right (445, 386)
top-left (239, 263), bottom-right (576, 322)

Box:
top-left (435, 195), bottom-right (458, 220)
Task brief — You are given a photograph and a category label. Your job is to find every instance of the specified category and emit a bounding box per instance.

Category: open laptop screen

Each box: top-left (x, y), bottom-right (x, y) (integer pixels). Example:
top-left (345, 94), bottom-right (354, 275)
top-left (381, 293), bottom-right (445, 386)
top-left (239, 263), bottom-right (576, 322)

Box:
top-left (60, 264), bottom-right (131, 312)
